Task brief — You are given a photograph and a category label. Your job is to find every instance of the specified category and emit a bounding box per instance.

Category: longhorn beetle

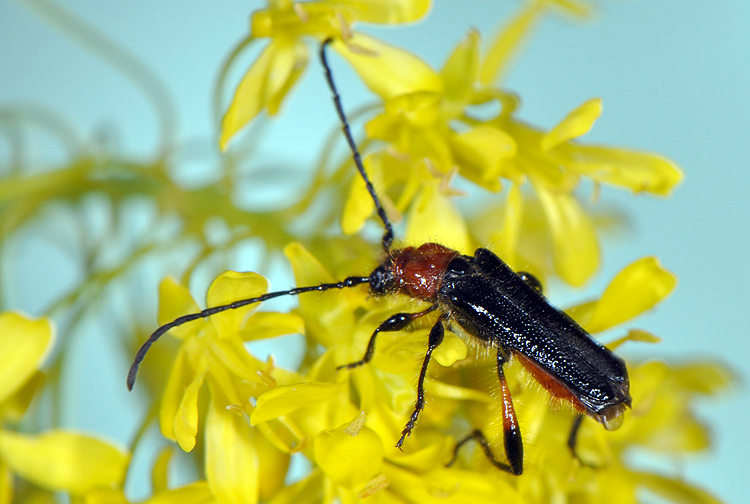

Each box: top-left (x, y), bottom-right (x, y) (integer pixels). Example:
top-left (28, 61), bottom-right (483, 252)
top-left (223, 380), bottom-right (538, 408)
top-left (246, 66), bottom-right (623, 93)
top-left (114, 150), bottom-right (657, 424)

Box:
top-left (128, 39), bottom-right (632, 476)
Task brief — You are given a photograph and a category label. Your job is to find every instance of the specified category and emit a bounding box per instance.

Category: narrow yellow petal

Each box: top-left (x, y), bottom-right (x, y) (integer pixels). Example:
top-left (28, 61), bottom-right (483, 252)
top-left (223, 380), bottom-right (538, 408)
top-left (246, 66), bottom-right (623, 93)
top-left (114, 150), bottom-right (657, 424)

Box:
top-left (314, 422), bottom-right (384, 488)
top-left (144, 482), bottom-right (217, 504)
top-left (157, 278), bottom-right (200, 340)
top-left (557, 143), bottom-right (684, 195)
top-left (673, 362), bottom-right (734, 395)
top-left (0, 430), bottom-right (127, 494)
top-left (159, 346), bottom-right (193, 441)
top-left (0, 464), bottom-right (11, 504)
top-left (341, 154), bottom-right (381, 235)
top-left (580, 257), bottom-right (677, 333)
top-left (541, 97), bottom-right (602, 151)
top-left (151, 447), bottom-right (173, 494)
top-left (404, 182), bottom-right (471, 254)
top-left (0, 313), bottom-right (54, 405)
top-left (220, 37), bottom-right (302, 150)
top-left (536, 186), bottom-right (600, 286)
top-left (332, 34), bottom-right (441, 100)
top-left (250, 382), bottom-right (339, 425)
top-left (606, 328), bottom-right (662, 350)
top-left (634, 471), bottom-right (724, 504)
top-left (440, 30), bottom-right (480, 104)
top-left (174, 371), bottom-right (206, 452)
top-left (206, 397), bottom-right (259, 504)
top-left (332, 0), bottom-right (431, 23)
top-left (480, 2), bottom-right (545, 85)
top-left (206, 271), bottom-right (268, 338)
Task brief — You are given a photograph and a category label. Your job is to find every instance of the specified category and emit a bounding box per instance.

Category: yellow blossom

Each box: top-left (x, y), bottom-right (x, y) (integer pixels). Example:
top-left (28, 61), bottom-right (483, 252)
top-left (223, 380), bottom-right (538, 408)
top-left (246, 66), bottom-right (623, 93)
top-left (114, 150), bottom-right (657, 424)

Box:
top-left (220, 0), bottom-right (432, 149)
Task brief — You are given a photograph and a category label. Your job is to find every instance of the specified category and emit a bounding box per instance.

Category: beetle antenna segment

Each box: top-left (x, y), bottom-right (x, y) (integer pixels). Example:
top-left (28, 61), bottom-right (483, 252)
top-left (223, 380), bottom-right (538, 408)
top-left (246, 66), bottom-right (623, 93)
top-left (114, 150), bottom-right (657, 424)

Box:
top-left (320, 39), bottom-right (394, 252)
top-left (126, 275), bottom-right (370, 390)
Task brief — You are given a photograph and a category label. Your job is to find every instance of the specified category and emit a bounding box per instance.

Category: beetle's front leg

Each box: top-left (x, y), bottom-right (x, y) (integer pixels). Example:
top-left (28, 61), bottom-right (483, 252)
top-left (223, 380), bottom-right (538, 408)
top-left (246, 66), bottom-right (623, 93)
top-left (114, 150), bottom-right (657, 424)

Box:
top-left (396, 317), bottom-right (445, 449)
top-left (497, 348), bottom-right (523, 475)
top-left (337, 305), bottom-right (437, 370)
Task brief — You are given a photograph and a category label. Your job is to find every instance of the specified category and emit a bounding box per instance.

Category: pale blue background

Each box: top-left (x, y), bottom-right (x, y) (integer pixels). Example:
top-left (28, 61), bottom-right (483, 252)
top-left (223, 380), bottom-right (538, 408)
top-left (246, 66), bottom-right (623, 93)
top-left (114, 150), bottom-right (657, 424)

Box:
top-left (1, 1), bottom-right (748, 503)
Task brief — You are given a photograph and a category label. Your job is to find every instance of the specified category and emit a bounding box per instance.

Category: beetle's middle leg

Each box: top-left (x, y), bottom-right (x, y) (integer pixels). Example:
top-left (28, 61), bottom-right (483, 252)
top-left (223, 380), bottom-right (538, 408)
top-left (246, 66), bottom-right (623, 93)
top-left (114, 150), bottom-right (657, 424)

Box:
top-left (496, 348), bottom-right (523, 475)
top-left (396, 317), bottom-right (445, 448)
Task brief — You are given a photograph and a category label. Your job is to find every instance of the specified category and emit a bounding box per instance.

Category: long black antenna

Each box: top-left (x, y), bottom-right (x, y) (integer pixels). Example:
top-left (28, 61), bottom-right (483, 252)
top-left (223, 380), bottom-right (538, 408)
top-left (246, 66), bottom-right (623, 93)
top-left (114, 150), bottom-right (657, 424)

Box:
top-left (320, 39), bottom-right (394, 252)
top-left (127, 275), bottom-right (369, 390)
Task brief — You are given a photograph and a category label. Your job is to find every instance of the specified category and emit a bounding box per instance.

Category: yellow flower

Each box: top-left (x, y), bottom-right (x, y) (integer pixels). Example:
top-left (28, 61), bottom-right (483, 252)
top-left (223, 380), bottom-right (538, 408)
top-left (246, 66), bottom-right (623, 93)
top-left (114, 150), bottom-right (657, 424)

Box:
top-left (334, 25), bottom-right (682, 286)
top-left (131, 241), bottom-right (724, 504)
top-left (219, 0), bottom-right (432, 149)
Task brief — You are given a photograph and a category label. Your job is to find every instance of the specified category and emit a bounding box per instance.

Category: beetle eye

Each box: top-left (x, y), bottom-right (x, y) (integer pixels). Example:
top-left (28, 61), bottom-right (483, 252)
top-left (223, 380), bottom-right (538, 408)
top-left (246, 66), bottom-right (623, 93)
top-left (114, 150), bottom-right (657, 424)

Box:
top-left (369, 265), bottom-right (392, 295)
top-left (446, 257), bottom-right (471, 275)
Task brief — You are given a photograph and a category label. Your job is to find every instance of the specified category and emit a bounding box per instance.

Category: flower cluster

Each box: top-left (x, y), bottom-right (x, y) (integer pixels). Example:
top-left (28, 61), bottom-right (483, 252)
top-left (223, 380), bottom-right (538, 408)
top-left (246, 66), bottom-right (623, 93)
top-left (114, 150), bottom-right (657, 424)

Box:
top-left (0, 1), bottom-right (729, 504)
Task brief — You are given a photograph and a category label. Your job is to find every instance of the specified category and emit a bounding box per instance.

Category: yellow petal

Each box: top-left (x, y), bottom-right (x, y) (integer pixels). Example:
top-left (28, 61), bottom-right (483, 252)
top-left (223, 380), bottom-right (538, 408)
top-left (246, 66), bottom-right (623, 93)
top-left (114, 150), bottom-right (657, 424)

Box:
top-left (0, 430), bottom-right (127, 494)
top-left (575, 257), bottom-right (677, 333)
top-left (432, 331), bottom-right (467, 367)
top-left (241, 311), bottom-right (305, 341)
top-left (557, 143), bottom-right (683, 195)
top-left (159, 346), bottom-right (193, 441)
top-left (332, 34), bottom-right (441, 100)
top-left (0, 464), bottom-right (11, 504)
top-left (440, 30), bottom-right (480, 104)
top-left (314, 422), bottom-right (383, 488)
top-left (206, 397), bottom-right (259, 504)
top-left (536, 186), bottom-right (600, 286)
top-left (634, 471), bottom-right (724, 504)
top-left (157, 278), bottom-right (200, 340)
top-left (174, 371), bottom-right (206, 452)
top-left (541, 97), bottom-right (602, 151)
top-left (284, 243), bottom-right (358, 348)
top-left (404, 182), bottom-right (470, 254)
top-left (450, 125), bottom-right (516, 185)
top-left (332, 0), bottom-right (431, 23)
top-left (673, 362), bottom-right (734, 395)
top-left (0, 313), bottom-right (54, 405)
top-left (151, 446), bottom-right (173, 494)
top-left (480, 2), bottom-right (545, 85)
top-left (206, 271), bottom-right (268, 339)
top-left (250, 382), bottom-right (339, 425)
top-left (606, 328), bottom-right (662, 351)
top-left (341, 154), bottom-right (381, 235)
top-left (144, 482), bottom-right (217, 504)
top-left (220, 37), bottom-right (306, 150)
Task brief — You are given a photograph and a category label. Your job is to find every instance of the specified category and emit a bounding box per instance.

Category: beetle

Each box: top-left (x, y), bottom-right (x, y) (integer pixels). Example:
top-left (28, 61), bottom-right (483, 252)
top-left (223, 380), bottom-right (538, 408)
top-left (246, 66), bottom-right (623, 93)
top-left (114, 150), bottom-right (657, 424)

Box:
top-left (127, 39), bottom-right (631, 476)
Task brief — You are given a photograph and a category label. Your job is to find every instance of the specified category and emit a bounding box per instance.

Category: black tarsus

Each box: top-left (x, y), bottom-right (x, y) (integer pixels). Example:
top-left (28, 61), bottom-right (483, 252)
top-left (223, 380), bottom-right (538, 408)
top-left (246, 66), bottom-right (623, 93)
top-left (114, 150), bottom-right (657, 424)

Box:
top-left (127, 276), bottom-right (370, 390)
top-left (396, 317), bottom-right (445, 449)
top-left (447, 429), bottom-right (515, 474)
top-left (567, 413), bottom-right (598, 468)
top-left (320, 38), bottom-right (394, 252)
top-left (337, 305), bottom-right (438, 370)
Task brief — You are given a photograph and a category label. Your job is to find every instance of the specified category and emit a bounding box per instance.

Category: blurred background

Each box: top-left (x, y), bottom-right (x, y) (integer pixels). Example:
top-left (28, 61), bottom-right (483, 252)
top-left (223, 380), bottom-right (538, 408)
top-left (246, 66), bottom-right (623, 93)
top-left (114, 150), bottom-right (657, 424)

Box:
top-left (1, 1), bottom-right (748, 503)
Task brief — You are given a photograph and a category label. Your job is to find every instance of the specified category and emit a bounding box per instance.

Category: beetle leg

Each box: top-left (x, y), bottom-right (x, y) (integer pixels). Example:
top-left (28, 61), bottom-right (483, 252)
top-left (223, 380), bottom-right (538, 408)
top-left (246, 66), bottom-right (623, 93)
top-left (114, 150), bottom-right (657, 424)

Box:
top-left (567, 414), bottom-right (598, 468)
top-left (337, 305), bottom-right (437, 370)
top-left (396, 317), bottom-right (445, 449)
top-left (446, 429), bottom-right (516, 473)
top-left (497, 349), bottom-right (523, 475)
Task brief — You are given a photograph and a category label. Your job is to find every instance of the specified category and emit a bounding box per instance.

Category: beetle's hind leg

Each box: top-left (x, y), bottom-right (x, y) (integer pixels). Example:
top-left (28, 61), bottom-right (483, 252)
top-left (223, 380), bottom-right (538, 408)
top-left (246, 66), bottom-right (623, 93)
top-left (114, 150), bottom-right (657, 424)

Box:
top-left (568, 414), bottom-right (599, 468)
top-left (496, 348), bottom-right (524, 475)
top-left (396, 317), bottom-right (445, 449)
top-left (446, 429), bottom-right (516, 474)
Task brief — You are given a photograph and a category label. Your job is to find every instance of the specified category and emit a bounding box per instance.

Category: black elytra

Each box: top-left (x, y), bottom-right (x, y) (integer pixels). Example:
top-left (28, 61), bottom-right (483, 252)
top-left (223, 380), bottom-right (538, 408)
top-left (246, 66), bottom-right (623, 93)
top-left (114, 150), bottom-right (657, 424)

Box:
top-left (127, 38), bottom-right (632, 476)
